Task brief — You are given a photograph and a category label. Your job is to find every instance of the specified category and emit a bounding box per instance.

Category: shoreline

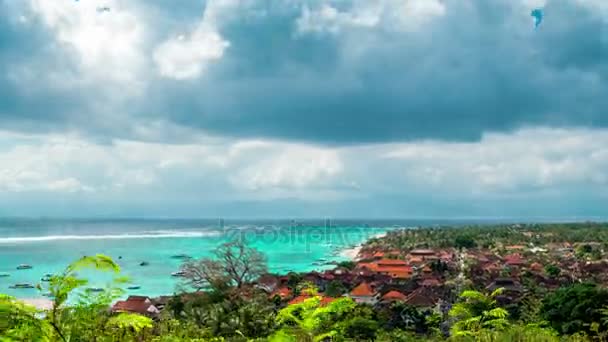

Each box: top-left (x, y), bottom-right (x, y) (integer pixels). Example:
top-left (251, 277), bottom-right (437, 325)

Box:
top-left (338, 231), bottom-right (387, 261)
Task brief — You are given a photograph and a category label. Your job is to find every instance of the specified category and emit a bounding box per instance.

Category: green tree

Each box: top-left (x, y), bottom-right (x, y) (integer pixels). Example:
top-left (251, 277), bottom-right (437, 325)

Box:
top-left (541, 283), bottom-right (608, 336)
top-left (324, 280), bottom-right (346, 298)
top-left (339, 316), bottom-right (379, 340)
top-left (271, 288), bottom-right (356, 342)
top-left (544, 265), bottom-right (561, 278)
top-left (448, 289), bottom-right (510, 337)
top-left (454, 235), bottom-right (476, 249)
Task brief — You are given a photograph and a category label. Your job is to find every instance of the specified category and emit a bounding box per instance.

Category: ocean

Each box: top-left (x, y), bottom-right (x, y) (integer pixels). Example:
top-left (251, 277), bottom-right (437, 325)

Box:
top-left (0, 218), bottom-right (510, 299)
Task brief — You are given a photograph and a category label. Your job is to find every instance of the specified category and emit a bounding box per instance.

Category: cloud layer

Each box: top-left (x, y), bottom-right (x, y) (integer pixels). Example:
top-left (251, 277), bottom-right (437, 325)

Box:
top-left (0, 0), bottom-right (607, 217)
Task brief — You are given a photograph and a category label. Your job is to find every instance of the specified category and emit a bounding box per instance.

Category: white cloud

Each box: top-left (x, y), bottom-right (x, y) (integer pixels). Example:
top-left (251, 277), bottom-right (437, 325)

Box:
top-left (230, 144), bottom-right (343, 191)
top-left (296, 0), bottom-right (445, 35)
top-left (153, 0), bottom-right (231, 80)
top-left (0, 127), bottom-right (606, 207)
top-left (381, 128), bottom-right (608, 194)
top-left (27, 0), bottom-right (146, 86)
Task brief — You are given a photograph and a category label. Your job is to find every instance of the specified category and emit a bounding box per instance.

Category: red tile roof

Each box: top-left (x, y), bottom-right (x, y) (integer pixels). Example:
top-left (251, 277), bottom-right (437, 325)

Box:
top-left (350, 282), bottom-right (375, 297)
top-left (382, 290), bottom-right (407, 301)
top-left (112, 296), bottom-right (159, 315)
top-left (504, 253), bottom-right (526, 266)
top-left (376, 259), bottom-right (408, 266)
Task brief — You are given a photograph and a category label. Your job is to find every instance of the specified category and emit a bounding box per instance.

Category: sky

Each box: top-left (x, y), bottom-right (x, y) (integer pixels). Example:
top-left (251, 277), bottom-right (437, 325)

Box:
top-left (0, 0), bottom-right (607, 219)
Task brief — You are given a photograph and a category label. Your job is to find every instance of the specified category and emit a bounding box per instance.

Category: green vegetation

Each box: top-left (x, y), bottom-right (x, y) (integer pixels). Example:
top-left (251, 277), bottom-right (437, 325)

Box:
top-left (5, 223), bottom-right (608, 341)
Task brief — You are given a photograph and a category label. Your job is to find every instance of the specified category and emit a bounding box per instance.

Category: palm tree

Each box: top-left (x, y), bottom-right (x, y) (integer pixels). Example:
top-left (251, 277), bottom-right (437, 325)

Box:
top-left (448, 288), bottom-right (510, 337)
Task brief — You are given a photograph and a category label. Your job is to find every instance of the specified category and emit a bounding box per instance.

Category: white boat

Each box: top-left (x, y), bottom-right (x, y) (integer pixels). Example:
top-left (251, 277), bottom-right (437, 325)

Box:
top-left (0, 273), bottom-right (9, 278)
top-left (171, 271), bottom-right (186, 277)
top-left (9, 283), bottom-right (35, 289)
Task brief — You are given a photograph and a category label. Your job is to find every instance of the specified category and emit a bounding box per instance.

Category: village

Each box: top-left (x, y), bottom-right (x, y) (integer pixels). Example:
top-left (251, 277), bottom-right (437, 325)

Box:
top-left (111, 225), bottom-right (608, 322)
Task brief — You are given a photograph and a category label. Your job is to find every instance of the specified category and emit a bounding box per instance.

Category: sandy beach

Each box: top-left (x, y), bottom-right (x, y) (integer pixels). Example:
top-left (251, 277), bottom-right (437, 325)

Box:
top-left (339, 231), bottom-right (387, 260)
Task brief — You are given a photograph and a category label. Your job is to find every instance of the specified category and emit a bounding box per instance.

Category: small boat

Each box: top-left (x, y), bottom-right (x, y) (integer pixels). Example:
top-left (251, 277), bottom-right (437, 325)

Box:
top-left (0, 273), bottom-right (10, 278)
top-left (139, 261), bottom-right (149, 266)
top-left (16, 264), bottom-right (33, 270)
top-left (42, 292), bottom-right (54, 298)
top-left (171, 271), bottom-right (186, 277)
top-left (85, 287), bottom-right (104, 293)
top-left (9, 283), bottom-right (35, 289)
top-left (127, 285), bottom-right (141, 290)
top-left (41, 274), bottom-right (53, 282)
top-left (170, 254), bottom-right (192, 260)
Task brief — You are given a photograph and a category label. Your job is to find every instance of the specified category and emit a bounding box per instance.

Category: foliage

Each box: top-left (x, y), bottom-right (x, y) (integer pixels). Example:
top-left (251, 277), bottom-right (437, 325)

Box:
top-left (1, 255), bottom-right (156, 342)
top-left (324, 280), bottom-right (346, 298)
top-left (449, 289), bottom-right (510, 336)
top-left (541, 283), bottom-right (608, 336)
top-left (544, 264), bottom-right (561, 278)
top-left (272, 293), bottom-right (356, 342)
top-left (454, 235), bottom-right (477, 249)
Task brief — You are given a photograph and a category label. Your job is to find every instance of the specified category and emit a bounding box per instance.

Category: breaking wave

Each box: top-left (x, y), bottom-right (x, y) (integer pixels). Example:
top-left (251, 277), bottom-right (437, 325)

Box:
top-left (0, 230), bottom-right (221, 244)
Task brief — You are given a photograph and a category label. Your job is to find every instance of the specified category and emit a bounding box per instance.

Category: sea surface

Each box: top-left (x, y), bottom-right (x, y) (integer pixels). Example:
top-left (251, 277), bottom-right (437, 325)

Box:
top-left (0, 218), bottom-right (527, 299)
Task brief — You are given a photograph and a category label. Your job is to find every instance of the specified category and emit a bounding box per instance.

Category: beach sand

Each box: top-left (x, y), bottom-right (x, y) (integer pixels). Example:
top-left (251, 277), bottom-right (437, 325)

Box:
top-left (339, 232), bottom-right (387, 260)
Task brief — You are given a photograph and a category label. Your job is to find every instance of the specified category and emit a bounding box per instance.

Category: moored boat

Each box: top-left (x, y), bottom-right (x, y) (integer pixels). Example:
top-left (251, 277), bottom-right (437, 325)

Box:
top-left (0, 273), bottom-right (10, 278)
top-left (171, 271), bottom-right (186, 277)
top-left (41, 274), bottom-right (53, 282)
top-left (86, 287), bottom-right (104, 293)
top-left (16, 264), bottom-right (33, 270)
top-left (170, 254), bottom-right (192, 260)
top-left (127, 285), bottom-right (141, 290)
top-left (9, 283), bottom-right (35, 289)
top-left (139, 261), bottom-right (149, 266)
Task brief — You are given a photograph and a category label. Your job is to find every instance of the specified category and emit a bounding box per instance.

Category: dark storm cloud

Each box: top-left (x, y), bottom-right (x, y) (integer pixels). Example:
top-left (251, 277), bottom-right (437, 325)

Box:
top-left (1, 0), bottom-right (608, 144)
top-left (142, 0), bottom-right (608, 144)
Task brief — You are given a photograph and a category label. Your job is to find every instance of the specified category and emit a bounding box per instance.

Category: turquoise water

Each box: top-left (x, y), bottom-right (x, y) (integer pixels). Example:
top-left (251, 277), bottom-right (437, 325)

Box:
top-left (0, 219), bottom-right (408, 299)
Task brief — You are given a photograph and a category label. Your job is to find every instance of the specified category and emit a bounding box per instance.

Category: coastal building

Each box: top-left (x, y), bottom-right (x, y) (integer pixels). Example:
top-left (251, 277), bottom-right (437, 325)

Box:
top-left (111, 296), bottom-right (160, 317)
top-left (349, 282), bottom-right (377, 304)
top-left (404, 288), bottom-right (439, 309)
top-left (380, 290), bottom-right (407, 304)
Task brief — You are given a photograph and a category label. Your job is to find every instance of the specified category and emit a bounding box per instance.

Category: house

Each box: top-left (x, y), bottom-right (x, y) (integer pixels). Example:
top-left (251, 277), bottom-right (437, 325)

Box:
top-left (349, 282), bottom-right (377, 305)
top-left (404, 288), bottom-right (438, 309)
top-left (356, 259), bottom-right (414, 280)
top-left (503, 254), bottom-right (526, 267)
top-left (256, 274), bottom-right (280, 293)
top-left (380, 290), bottom-right (407, 303)
top-left (112, 296), bottom-right (160, 316)
top-left (419, 277), bottom-right (441, 287)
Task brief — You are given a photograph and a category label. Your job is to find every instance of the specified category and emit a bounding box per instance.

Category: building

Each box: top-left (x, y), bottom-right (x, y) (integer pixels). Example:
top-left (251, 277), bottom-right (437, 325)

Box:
top-left (349, 282), bottom-right (377, 305)
top-left (111, 296), bottom-right (160, 317)
top-left (380, 290), bottom-right (407, 304)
